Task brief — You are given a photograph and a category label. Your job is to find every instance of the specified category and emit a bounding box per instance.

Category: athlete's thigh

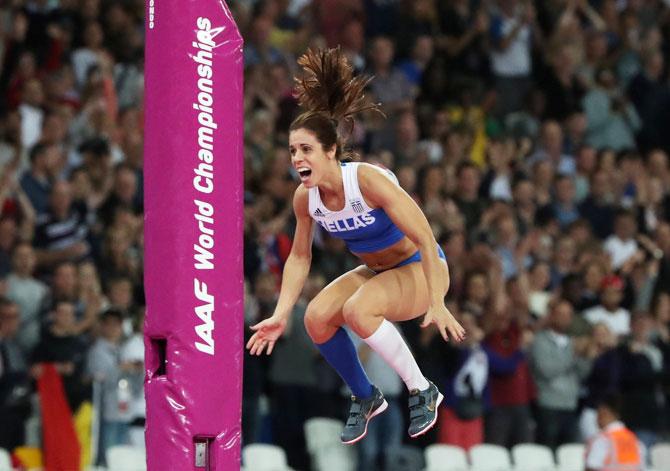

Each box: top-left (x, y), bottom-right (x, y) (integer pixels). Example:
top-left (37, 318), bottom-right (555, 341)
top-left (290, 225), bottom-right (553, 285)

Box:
top-left (308, 265), bottom-right (376, 325)
top-left (352, 260), bottom-right (448, 322)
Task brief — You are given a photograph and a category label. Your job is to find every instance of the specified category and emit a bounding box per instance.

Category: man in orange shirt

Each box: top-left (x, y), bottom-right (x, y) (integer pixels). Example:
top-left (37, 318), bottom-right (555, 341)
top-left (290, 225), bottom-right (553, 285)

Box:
top-left (585, 395), bottom-right (643, 471)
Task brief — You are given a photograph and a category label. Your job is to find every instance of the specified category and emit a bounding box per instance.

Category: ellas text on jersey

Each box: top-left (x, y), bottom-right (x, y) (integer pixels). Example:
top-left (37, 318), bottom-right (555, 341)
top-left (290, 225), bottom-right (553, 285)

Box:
top-left (316, 213), bottom-right (376, 232)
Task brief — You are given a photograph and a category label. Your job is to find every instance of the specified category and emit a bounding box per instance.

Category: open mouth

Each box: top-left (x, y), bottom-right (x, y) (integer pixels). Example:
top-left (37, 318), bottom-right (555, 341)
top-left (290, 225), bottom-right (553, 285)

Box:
top-left (297, 168), bottom-right (312, 179)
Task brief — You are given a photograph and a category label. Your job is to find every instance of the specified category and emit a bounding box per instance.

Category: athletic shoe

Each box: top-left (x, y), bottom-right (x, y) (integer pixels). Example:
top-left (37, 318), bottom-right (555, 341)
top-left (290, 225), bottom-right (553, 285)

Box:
top-left (341, 386), bottom-right (388, 444)
top-left (407, 379), bottom-right (444, 438)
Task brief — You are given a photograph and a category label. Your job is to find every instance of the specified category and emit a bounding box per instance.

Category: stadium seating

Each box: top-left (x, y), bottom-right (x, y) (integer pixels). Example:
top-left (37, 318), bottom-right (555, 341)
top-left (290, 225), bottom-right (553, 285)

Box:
top-left (511, 444), bottom-right (556, 471)
top-left (303, 417), bottom-right (344, 455)
top-left (242, 443), bottom-right (290, 471)
top-left (650, 443), bottom-right (670, 471)
top-left (424, 444), bottom-right (470, 471)
top-left (0, 448), bottom-right (11, 471)
top-left (106, 445), bottom-right (147, 471)
top-left (555, 443), bottom-right (584, 471)
top-left (385, 445), bottom-right (425, 471)
top-left (469, 444), bottom-right (513, 471)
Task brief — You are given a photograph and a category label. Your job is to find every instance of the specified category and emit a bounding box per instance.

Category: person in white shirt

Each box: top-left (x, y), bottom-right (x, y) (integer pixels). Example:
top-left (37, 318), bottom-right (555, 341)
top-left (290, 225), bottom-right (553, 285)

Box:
top-left (585, 395), bottom-right (643, 471)
top-left (604, 211), bottom-right (641, 271)
top-left (583, 275), bottom-right (631, 339)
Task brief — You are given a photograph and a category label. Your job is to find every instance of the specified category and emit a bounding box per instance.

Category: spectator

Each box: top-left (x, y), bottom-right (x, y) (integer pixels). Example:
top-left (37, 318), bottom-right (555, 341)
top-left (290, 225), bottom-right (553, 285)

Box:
top-left (584, 275), bottom-right (631, 339)
top-left (34, 180), bottom-right (92, 270)
top-left (6, 242), bottom-right (48, 353)
top-left (482, 307), bottom-right (535, 448)
top-left (579, 323), bottom-right (619, 440)
top-left (268, 274), bottom-right (322, 470)
top-left (435, 312), bottom-right (488, 451)
top-left (31, 301), bottom-right (90, 413)
top-left (489, 0), bottom-right (537, 117)
top-left (87, 308), bottom-right (129, 465)
top-left (119, 309), bottom-right (145, 448)
top-left (619, 313), bottom-right (664, 450)
top-left (529, 299), bottom-right (593, 449)
top-left (0, 298), bottom-right (31, 452)
top-left (604, 210), bottom-right (640, 271)
top-left (19, 142), bottom-right (59, 215)
top-left (579, 170), bottom-right (617, 239)
top-left (582, 68), bottom-right (641, 152)
top-left (527, 121), bottom-right (576, 176)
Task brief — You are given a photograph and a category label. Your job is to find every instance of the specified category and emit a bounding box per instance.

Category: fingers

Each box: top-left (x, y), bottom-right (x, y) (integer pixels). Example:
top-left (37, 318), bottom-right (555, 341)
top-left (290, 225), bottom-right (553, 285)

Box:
top-left (249, 320), bottom-right (265, 331)
top-left (447, 320), bottom-right (466, 342)
top-left (246, 331), bottom-right (275, 356)
top-left (420, 314), bottom-right (432, 328)
top-left (438, 323), bottom-right (449, 342)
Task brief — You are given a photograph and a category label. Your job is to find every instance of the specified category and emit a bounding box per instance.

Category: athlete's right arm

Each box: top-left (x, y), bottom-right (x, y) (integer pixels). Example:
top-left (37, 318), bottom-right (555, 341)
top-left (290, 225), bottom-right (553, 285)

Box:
top-left (272, 186), bottom-right (314, 319)
top-left (247, 186), bottom-right (313, 355)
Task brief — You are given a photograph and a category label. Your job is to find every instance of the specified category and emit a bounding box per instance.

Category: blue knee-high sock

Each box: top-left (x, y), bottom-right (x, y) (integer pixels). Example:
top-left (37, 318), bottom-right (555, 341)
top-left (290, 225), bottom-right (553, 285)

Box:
top-left (316, 328), bottom-right (374, 399)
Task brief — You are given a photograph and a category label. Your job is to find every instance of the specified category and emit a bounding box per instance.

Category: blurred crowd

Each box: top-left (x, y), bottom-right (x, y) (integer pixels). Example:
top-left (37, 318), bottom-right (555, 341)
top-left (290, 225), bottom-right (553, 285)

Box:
top-left (0, 0), bottom-right (669, 470)
top-left (0, 0), bottom-right (145, 467)
top-left (237, 0), bottom-right (670, 470)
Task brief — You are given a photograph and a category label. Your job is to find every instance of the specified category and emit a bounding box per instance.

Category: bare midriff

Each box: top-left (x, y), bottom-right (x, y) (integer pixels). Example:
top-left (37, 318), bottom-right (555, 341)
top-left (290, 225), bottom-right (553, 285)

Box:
top-left (352, 236), bottom-right (419, 272)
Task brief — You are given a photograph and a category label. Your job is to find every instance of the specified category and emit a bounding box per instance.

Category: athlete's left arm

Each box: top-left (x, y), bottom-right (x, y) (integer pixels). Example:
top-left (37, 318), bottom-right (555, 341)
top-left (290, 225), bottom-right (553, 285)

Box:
top-left (358, 164), bottom-right (465, 342)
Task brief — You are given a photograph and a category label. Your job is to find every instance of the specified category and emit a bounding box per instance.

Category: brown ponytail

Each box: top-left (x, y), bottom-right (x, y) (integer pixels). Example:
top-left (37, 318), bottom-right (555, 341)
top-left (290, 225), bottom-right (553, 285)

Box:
top-left (290, 47), bottom-right (383, 161)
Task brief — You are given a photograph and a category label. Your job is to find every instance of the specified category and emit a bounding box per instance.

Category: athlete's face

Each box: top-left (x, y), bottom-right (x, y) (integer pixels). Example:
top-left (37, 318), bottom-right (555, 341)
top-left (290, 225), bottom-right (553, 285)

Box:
top-left (289, 128), bottom-right (336, 188)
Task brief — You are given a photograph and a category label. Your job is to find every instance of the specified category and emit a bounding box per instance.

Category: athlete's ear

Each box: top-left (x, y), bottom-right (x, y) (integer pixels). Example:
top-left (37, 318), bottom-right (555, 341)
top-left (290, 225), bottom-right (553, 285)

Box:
top-left (325, 144), bottom-right (337, 160)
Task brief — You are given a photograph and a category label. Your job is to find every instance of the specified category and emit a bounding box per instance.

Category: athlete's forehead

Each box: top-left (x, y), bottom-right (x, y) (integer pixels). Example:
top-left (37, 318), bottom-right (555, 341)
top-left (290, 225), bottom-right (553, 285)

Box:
top-left (288, 128), bottom-right (319, 147)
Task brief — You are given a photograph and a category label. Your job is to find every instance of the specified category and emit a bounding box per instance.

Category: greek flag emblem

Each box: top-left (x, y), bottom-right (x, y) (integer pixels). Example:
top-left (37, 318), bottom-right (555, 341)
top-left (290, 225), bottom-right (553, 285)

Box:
top-left (351, 199), bottom-right (365, 213)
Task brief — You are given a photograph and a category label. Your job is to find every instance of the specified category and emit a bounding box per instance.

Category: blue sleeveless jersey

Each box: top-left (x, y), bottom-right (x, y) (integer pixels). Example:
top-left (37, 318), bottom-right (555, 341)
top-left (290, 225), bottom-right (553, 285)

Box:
top-left (308, 162), bottom-right (406, 253)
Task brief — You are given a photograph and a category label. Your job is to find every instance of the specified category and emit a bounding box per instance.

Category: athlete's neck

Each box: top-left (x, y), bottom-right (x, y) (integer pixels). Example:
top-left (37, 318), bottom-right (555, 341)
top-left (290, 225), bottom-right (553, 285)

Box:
top-left (318, 161), bottom-right (344, 198)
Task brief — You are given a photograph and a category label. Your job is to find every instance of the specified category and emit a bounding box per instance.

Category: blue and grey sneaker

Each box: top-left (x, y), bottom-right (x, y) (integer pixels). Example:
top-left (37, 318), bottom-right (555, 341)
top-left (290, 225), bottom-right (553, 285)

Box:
top-left (341, 386), bottom-right (388, 445)
top-left (408, 379), bottom-right (444, 438)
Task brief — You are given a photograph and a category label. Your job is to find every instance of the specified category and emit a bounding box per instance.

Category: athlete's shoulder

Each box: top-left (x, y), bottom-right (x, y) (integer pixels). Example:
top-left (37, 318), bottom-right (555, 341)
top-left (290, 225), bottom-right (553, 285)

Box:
top-left (356, 162), bottom-right (399, 187)
top-left (293, 184), bottom-right (310, 217)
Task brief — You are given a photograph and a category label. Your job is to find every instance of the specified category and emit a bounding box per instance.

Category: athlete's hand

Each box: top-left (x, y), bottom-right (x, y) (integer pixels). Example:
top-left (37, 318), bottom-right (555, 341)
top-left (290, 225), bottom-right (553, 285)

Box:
top-left (421, 304), bottom-right (466, 342)
top-left (246, 316), bottom-right (288, 356)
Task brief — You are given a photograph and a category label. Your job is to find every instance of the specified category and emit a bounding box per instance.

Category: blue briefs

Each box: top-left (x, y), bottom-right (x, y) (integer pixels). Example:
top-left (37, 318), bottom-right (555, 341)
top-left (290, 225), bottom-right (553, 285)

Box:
top-left (368, 245), bottom-right (446, 274)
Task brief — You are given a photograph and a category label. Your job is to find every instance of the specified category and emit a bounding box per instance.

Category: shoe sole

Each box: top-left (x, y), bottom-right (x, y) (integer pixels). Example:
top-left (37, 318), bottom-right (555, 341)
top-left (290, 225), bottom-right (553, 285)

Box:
top-left (408, 392), bottom-right (444, 439)
top-left (341, 399), bottom-right (389, 445)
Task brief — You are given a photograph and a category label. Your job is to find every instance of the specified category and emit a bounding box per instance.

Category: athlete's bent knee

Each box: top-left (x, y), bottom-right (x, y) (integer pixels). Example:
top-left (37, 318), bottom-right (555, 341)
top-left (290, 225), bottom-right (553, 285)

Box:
top-left (304, 301), bottom-right (338, 343)
top-left (342, 296), bottom-right (377, 334)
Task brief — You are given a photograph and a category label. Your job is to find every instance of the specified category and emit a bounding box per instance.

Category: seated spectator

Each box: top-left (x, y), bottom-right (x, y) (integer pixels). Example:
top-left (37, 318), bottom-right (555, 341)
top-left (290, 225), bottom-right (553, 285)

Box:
top-left (585, 395), bottom-right (643, 471)
top-left (529, 299), bottom-right (593, 449)
top-left (0, 298), bottom-right (31, 451)
top-left (584, 275), bottom-right (631, 339)
top-left (6, 243), bottom-right (48, 353)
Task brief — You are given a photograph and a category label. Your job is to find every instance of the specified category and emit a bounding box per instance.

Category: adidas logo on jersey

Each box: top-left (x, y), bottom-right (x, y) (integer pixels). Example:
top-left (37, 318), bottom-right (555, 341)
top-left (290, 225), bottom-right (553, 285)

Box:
top-left (313, 208), bottom-right (325, 217)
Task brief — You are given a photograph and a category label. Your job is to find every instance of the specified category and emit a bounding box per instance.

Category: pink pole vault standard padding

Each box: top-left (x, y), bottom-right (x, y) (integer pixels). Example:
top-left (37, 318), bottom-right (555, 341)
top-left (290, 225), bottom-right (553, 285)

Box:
top-left (143, 1), bottom-right (243, 470)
